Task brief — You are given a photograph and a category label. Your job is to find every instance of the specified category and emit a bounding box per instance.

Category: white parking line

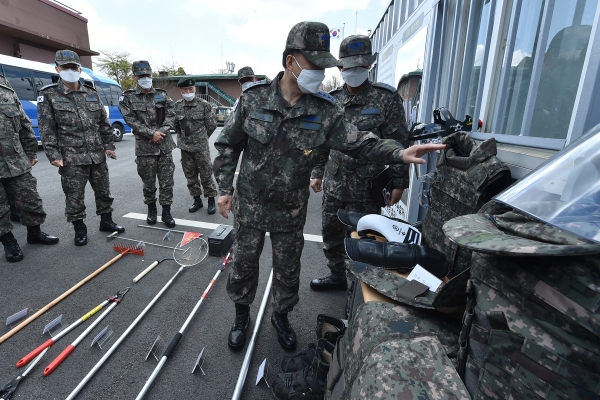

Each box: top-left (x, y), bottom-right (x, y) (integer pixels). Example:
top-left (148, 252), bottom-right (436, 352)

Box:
top-left (122, 213), bottom-right (323, 243)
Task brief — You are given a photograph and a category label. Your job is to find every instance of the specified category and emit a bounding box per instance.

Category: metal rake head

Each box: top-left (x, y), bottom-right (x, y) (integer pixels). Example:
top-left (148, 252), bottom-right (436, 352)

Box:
top-left (113, 241), bottom-right (145, 255)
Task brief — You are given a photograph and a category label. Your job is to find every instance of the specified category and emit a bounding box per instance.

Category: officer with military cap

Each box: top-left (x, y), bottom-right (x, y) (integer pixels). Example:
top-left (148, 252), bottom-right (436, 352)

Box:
top-left (237, 66), bottom-right (259, 91)
top-left (214, 21), bottom-right (444, 353)
top-left (310, 34), bottom-right (410, 291)
top-left (118, 61), bottom-right (177, 228)
top-left (0, 74), bottom-right (58, 262)
top-left (174, 77), bottom-right (218, 215)
top-left (38, 50), bottom-right (124, 246)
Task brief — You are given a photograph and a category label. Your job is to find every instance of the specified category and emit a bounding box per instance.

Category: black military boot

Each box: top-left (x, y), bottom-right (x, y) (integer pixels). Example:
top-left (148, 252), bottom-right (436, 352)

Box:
top-left (0, 232), bottom-right (23, 262)
top-left (161, 205), bottom-right (176, 228)
top-left (72, 220), bottom-right (87, 246)
top-left (9, 205), bottom-right (21, 223)
top-left (147, 202), bottom-right (157, 225)
top-left (228, 304), bottom-right (251, 351)
top-left (26, 225), bottom-right (59, 245)
top-left (271, 312), bottom-right (297, 351)
top-left (188, 196), bottom-right (203, 213)
top-left (99, 213), bottom-right (125, 233)
top-left (207, 197), bottom-right (216, 215)
top-left (310, 272), bottom-right (347, 291)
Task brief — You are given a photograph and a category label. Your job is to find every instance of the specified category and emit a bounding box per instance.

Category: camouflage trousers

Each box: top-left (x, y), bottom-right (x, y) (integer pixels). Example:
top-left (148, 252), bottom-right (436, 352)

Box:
top-left (227, 220), bottom-right (305, 313)
top-left (0, 172), bottom-right (46, 236)
top-left (136, 153), bottom-right (175, 205)
top-left (180, 149), bottom-right (217, 199)
top-left (321, 193), bottom-right (380, 274)
top-left (58, 162), bottom-right (113, 222)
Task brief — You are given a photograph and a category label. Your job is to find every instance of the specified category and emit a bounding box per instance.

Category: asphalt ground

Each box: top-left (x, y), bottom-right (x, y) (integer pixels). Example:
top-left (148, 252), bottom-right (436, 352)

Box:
top-left (0, 128), bottom-right (346, 400)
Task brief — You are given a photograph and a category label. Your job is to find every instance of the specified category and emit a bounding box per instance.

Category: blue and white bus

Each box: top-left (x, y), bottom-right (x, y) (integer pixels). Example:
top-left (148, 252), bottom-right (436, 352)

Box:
top-left (0, 54), bottom-right (131, 143)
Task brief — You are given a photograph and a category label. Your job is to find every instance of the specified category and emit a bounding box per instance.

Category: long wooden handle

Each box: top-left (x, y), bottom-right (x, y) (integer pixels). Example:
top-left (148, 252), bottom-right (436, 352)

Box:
top-left (0, 252), bottom-right (125, 345)
top-left (133, 261), bottom-right (159, 283)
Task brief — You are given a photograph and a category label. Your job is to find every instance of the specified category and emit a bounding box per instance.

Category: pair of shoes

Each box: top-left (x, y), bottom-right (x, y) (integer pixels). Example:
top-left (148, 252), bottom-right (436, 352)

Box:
top-left (147, 202), bottom-right (157, 225)
top-left (26, 225), bottom-right (59, 245)
top-left (188, 196), bottom-right (203, 213)
top-left (72, 220), bottom-right (87, 246)
top-left (99, 213), bottom-right (125, 233)
top-left (272, 312), bottom-right (297, 352)
top-left (161, 205), bottom-right (175, 228)
top-left (228, 304), bottom-right (251, 351)
top-left (0, 232), bottom-right (23, 262)
top-left (271, 339), bottom-right (333, 399)
top-left (310, 272), bottom-right (348, 291)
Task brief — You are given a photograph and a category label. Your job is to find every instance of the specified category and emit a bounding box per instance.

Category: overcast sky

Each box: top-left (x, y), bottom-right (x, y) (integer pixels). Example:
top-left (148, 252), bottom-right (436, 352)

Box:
top-left (60, 0), bottom-right (389, 80)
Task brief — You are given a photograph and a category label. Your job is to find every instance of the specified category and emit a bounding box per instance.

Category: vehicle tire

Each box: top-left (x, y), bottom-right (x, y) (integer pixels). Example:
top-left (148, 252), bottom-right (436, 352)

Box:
top-left (112, 123), bottom-right (124, 142)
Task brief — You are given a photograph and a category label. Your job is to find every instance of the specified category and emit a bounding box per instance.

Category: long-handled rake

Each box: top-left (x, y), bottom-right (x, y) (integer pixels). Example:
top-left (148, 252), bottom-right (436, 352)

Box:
top-left (0, 242), bottom-right (143, 346)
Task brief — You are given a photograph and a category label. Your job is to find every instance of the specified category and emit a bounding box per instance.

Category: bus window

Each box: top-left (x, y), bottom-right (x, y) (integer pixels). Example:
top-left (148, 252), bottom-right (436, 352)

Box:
top-left (2, 65), bottom-right (35, 100)
top-left (94, 81), bottom-right (111, 105)
top-left (33, 71), bottom-right (58, 94)
top-left (109, 84), bottom-right (122, 106)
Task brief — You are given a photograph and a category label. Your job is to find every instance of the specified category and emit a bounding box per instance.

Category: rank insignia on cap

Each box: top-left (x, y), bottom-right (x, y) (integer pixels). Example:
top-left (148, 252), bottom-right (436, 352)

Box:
top-left (37, 95), bottom-right (44, 103)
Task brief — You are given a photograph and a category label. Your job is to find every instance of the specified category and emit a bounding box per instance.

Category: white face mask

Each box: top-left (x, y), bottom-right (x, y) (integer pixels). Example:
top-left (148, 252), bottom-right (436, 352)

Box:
top-left (181, 92), bottom-right (195, 101)
top-left (342, 67), bottom-right (369, 88)
top-left (241, 81), bottom-right (254, 91)
top-left (138, 77), bottom-right (153, 89)
top-left (292, 57), bottom-right (325, 94)
top-left (59, 69), bottom-right (80, 83)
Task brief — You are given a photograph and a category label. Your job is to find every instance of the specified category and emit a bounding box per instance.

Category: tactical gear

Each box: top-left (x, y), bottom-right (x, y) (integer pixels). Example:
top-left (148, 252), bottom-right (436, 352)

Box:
top-left (72, 219), bottom-right (87, 246)
top-left (344, 238), bottom-right (448, 278)
top-left (281, 343), bottom-right (317, 374)
top-left (161, 205), bottom-right (175, 228)
top-left (1, 232), bottom-right (23, 262)
top-left (228, 303), bottom-right (250, 351)
top-left (99, 212), bottom-right (125, 233)
top-left (309, 272), bottom-right (347, 291)
top-left (272, 338), bottom-right (333, 399)
top-left (207, 197), bottom-right (216, 215)
top-left (271, 312), bottom-right (297, 351)
top-left (131, 60), bottom-right (152, 76)
top-left (177, 77), bottom-right (195, 88)
top-left (55, 50), bottom-right (81, 66)
top-left (26, 225), bottom-right (59, 245)
top-left (285, 22), bottom-right (338, 68)
top-left (189, 196), bottom-right (203, 212)
top-left (146, 202), bottom-right (157, 225)
top-left (237, 66), bottom-right (256, 81)
top-left (9, 205), bottom-right (20, 223)
top-left (337, 35), bottom-right (376, 69)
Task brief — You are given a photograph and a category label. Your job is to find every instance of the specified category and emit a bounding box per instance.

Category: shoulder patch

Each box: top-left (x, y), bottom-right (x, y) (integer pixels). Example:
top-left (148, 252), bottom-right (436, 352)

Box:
top-left (372, 82), bottom-right (397, 93)
top-left (312, 91), bottom-right (336, 105)
top-left (37, 95), bottom-right (44, 103)
top-left (242, 79), bottom-right (269, 92)
top-left (118, 95), bottom-right (124, 102)
top-left (39, 83), bottom-right (59, 92)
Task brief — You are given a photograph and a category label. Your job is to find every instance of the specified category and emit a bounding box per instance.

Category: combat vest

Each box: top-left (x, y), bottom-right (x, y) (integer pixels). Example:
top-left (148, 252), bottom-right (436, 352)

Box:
top-left (445, 205), bottom-right (600, 400)
top-left (421, 132), bottom-right (512, 277)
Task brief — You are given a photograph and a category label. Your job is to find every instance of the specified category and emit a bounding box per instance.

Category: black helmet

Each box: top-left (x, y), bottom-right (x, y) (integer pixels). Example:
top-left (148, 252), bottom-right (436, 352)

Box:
top-left (409, 107), bottom-right (472, 141)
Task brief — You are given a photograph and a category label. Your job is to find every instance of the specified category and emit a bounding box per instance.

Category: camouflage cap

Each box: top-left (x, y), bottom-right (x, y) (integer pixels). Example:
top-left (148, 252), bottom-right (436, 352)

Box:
top-left (285, 21), bottom-right (338, 68)
top-left (237, 66), bottom-right (255, 81)
top-left (177, 77), bottom-right (195, 88)
top-left (132, 60), bottom-right (152, 76)
top-left (338, 35), bottom-right (376, 69)
top-left (55, 50), bottom-right (81, 66)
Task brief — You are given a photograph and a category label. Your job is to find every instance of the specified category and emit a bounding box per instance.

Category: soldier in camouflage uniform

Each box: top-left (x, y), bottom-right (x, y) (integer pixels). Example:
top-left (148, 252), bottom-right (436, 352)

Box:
top-left (214, 21), bottom-right (444, 354)
top-left (310, 35), bottom-right (410, 291)
top-left (38, 50), bottom-right (124, 246)
top-left (0, 74), bottom-right (58, 262)
top-left (237, 66), bottom-right (258, 91)
top-left (174, 77), bottom-right (218, 215)
top-left (118, 61), bottom-right (176, 228)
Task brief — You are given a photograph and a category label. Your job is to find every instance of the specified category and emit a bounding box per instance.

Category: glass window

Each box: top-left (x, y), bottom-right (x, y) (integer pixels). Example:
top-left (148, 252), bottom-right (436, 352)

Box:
top-left (463, 0), bottom-right (492, 118)
top-left (109, 84), bottom-right (122, 106)
top-left (33, 71), bottom-right (58, 95)
top-left (2, 66), bottom-right (35, 100)
top-left (94, 82), bottom-right (111, 105)
top-left (529, 0), bottom-right (598, 139)
top-left (496, 0), bottom-right (545, 136)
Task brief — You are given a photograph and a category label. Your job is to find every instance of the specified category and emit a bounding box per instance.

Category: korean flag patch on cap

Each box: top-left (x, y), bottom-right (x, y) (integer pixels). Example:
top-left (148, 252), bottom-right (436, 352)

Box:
top-left (37, 95), bottom-right (44, 103)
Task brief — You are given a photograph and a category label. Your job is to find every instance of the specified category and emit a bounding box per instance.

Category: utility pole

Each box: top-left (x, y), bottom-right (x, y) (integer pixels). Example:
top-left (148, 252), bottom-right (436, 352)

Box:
top-left (355, 9), bottom-right (358, 34)
top-left (221, 44), bottom-right (223, 71)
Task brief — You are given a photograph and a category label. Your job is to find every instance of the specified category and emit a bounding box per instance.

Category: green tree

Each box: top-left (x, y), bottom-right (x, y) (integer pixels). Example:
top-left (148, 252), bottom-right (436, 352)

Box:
top-left (155, 61), bottom-right (186, 76)
top-left (94, 50), bottom-right (135, 89)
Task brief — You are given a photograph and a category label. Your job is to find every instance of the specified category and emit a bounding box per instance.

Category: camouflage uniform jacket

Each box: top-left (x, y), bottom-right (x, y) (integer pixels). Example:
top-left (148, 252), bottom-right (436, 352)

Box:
top-left (174, 97), bottom-right (217, 152)
top-left (118, 86), bottom-right (175, 156)
top-left (38, 80), bottom-right (115, 166)
top-left (311, 81), bottom-right (410, 202)
top-left (0, 75), bottom-right (37, 178)
top-left (214, 72), bottom-right (407, 232)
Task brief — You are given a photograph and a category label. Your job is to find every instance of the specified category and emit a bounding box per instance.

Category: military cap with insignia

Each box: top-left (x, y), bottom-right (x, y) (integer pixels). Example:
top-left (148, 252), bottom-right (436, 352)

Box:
top-left (237, 66), bottom-right (255, 81)
top-left (55, 50), bottom-right (81, 66)
top-left (132, 60), bottom-right (152, 76)
top-left (177, 77), bottom-right (195, 88)
top-left (285, 21), bottom-right (338, 68)
top-left (338, 35), bottom-right (376, 69)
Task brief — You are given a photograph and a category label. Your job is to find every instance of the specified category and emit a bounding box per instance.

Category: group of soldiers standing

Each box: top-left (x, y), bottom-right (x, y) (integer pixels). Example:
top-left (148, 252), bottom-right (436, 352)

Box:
top-left (0, 50), bottom-right (220, 262)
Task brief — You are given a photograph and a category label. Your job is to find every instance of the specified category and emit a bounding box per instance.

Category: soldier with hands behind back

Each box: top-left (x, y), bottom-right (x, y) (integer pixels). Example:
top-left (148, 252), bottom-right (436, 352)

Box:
top-left (38, 50), bottom-right (123, 247)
